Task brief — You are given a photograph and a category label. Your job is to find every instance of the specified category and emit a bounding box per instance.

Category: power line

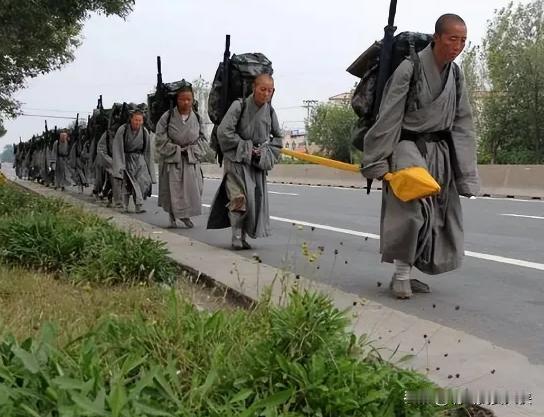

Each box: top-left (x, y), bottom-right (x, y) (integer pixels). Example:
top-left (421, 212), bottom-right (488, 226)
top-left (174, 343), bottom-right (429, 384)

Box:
top-left (19, 113), bottom-right (78, 120)
top-left (22, 107), bottom-right (93, 114)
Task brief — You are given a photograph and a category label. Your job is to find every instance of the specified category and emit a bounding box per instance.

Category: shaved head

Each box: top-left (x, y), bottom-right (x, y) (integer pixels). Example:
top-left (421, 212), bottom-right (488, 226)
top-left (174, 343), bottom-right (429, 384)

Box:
top-left (435, 14), bottom-right (466, 35)
top-left (252, 73), bottom-right (275, 107)
top-left (253, 73), bottom-right (274, 87)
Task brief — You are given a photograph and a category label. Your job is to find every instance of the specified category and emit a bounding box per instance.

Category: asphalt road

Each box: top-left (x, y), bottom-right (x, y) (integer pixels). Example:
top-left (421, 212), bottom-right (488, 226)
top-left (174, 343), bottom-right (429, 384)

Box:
top-left (3, 163), bottom-right (544, 365)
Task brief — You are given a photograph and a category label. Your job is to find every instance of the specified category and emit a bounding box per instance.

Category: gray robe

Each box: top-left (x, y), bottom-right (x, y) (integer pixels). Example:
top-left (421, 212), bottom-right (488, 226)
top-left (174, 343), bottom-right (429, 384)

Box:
top-left (155, 108), bottom-right (206, 218)
top-left (112, 124), bottom-right (156, 205)
top-left (69, 139), bottom-right (88, 187)
top-left (207, 95), bottom-right (283, 239)
top-left (46, 143), bottom-right (56, 185)
top-left (362, 44), bottom-right (480, 275)
top-left (96, 131), bottom-right (113, 174)
top-left (52, 140), bottom-right (73, 188)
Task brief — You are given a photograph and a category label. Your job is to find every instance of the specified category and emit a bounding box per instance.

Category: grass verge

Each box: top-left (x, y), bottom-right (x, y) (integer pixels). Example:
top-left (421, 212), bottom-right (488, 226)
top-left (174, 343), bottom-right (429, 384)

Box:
top-left (0, 181), bottom-right (483, 416)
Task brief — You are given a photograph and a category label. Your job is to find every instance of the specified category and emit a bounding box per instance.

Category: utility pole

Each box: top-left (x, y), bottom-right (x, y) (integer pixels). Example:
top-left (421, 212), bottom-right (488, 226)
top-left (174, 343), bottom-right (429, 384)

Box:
top-left (302, 99), bottom-right (318, 120)
top-left (302, 100), bottom-right (318, 152)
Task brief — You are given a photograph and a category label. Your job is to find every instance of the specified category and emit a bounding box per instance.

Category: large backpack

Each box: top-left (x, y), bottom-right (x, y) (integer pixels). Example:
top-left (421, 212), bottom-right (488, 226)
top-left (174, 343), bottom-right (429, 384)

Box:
top-left (108, 102), bottom-right (149, 138)
top-left (147, 78), bottom-right (200, 132)
top-left (208, 51), bottom-right (273, 165)
top-left (348, 32), bottom-right (435, 152)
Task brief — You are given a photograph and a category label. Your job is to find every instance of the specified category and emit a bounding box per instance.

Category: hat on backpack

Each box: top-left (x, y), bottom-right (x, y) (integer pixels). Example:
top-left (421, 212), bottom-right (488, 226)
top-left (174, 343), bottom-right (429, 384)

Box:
top-left (383, 166), bottom-right (441, 202)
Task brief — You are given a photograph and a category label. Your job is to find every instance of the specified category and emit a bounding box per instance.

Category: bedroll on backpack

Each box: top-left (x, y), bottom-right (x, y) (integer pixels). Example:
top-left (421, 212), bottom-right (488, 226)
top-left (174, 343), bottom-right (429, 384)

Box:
top-left (348, 31), bottom-right (433, 152)
top-left (208, 50), bottom-right (273, 165)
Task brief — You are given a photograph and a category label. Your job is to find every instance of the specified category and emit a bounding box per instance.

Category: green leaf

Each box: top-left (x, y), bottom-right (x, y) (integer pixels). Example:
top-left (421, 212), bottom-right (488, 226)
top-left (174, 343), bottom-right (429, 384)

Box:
top-left (230, 388), bottom-right (253, 404)
top-left (109, 379), bottom-right (128, 417)
top-left (52, 376), bottom-right (89, 391)
top-left (133, 402), bottom-right (174, 416)
top-left (71, 392), bottom-right (108, 416)
top-left (20, 404), bottom-right (41, 417)
top-left (11, 346), bottom-right (40, 374)
top-left (154, 372), bottom-right (181, 406)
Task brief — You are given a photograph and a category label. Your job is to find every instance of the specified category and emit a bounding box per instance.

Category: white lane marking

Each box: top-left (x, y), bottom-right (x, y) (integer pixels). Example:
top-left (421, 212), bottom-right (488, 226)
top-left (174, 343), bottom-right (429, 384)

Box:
top-left (149, 195), bottom-right (544, 271)
top-left (271, 216), bottom-right (544, 271)
top-left (269, 215), bottom-right (380, 240)
top-left (476, 196), bottom-right (543, 203)
top-left (464, 251), bottom-right (544, 271)
top-left (268, 191), bottom-right (299, 196)
top-left (501, 213), bottom-right (544, 220)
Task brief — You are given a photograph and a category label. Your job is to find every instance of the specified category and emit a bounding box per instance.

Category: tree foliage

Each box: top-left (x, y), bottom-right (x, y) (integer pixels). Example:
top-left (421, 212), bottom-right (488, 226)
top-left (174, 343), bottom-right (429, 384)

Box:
top-left (462, 0), bottom-right (544, 164)
top-left (0, 145), bottom-right (14, 162)
top-left (306, 102), bottom-right (358, 163)
top-left (0, 0), bottom-right (135, 133)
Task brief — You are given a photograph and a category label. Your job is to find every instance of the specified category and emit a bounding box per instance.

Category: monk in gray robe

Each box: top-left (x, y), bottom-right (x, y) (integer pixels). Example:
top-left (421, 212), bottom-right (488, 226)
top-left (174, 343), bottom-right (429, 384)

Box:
top-left (112, 110), bottom-right (155, 213)
top-left (155, 85), bottom-right (207, 228)
top-left (52, 131), bottom-right (73, 191)
top-left (95, 130), bottom-right (122, 207)
top-left (362, 14), bottom-right (480, 299)
top-left (207, 74), bottom-right (283, 250)
top-left (69, 135), bottom-right (89, 193)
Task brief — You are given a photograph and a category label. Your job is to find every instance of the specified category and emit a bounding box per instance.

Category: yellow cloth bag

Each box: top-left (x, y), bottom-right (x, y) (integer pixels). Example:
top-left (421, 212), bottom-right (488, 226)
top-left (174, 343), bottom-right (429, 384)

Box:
top-left (0, 172), bottom-right (6, 186)
top-left (383, 166), bottom-right (441, 202)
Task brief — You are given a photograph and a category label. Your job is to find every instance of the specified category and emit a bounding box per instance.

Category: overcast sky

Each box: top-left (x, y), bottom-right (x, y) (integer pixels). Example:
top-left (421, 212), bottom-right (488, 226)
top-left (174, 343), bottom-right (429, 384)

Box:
top-left (0, 0), bottom-right (529, 150)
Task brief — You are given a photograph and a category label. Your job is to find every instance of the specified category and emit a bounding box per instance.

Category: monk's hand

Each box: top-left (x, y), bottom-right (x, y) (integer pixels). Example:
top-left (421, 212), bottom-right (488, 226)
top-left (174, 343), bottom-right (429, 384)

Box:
top-left (252, 147), bottom-right (261, 157)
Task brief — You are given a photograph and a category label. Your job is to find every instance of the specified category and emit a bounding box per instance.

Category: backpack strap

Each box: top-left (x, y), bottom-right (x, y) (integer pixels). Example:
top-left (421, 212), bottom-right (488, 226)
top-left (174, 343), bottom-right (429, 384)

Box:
top-left (166, 108), bottom-right (173, 138)
top-left (235, 98), bottom-right (247, 135)
top-left (167, 107), bottom-right (202, 138)
top-left (405, 40), bottom-right (422, 113)
top-left (235, 98), bottom-right (275, 137)
top-left (452, 62), bottom-right (462, 109)
top-left (123, 124), bottom-right (146, 153)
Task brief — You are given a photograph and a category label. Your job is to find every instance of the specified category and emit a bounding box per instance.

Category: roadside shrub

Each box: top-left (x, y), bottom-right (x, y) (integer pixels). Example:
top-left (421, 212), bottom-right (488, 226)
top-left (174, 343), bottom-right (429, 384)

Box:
top-left (0, 183), bottom-right (175, 283)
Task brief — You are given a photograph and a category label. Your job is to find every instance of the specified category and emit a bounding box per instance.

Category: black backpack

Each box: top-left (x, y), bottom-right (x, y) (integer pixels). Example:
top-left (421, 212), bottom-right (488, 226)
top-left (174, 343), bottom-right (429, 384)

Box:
top-left (147, 78), bottom-right (200, 132)
top-left (108, 102), bottom-right (149, 138)
top-left (208, 50), bottom-right (273, 166)
top-left (348, 32), bottom-right (436, 152)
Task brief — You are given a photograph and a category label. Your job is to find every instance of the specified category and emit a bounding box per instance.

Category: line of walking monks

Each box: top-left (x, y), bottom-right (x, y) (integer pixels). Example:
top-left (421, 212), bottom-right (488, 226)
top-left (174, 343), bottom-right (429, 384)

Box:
top-left (13, 74), bottom-right (282, 250)
top-left (11, 13), bottom-right (480, 301)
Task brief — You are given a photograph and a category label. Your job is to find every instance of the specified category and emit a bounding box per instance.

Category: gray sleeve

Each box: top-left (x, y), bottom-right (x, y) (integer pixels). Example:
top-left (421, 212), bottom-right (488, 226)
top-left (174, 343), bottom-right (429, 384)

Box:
top-left (217, 100), bottom-right (252, 164)
top-left (451, 67), bottom-right (480, 196)
top-left (111, 125), bottom-right (125, 179)
top-left (270, 107), bottom-right (283, 148)
top-left (155, 111), bottom-right (181, 163)
top-left (361, 60), bottom-right (413, 179)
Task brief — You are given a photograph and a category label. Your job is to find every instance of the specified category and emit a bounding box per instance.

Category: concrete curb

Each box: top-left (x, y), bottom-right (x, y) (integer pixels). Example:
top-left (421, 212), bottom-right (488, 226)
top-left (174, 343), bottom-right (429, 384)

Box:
top-left (8, 177), bottom-right (544, 417)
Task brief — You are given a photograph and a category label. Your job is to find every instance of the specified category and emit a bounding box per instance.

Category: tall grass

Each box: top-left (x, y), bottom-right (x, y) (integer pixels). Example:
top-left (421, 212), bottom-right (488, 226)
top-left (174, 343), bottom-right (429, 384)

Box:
top-left (0, 289), bottom-right (443, 417)
top-left (0, 183), bottom-right (175, 283)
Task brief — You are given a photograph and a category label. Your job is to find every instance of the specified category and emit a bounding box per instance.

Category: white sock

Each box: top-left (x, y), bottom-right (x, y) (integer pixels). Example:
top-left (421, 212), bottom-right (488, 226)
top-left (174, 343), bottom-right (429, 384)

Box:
top-left (394, 259), bottom-right (411, 281)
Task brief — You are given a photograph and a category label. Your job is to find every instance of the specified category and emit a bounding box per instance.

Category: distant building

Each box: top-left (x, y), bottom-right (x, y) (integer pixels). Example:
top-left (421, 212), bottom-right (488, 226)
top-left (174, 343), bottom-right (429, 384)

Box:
top-left (328, 92), bottom-right (352, 106)
top-left (283, 129), bottom-right (307, 152)
top-left (282, 129), bottom-right (320, 154)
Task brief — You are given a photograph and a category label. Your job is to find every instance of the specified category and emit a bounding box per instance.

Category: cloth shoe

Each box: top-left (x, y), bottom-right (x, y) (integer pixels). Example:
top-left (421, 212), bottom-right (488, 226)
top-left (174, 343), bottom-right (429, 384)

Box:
top-left (229, 212), bottom-right (244, 250)
top-left (388, 278), bottom-right (431, 293)
top-left (179, 218), bottom-right (194, 228)
top-left (390, 274), bottom-right (413, 299)
top-left (168, 213), bottom-right (177, 228)
top-left (241, 230), bottom-right (252, 250)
